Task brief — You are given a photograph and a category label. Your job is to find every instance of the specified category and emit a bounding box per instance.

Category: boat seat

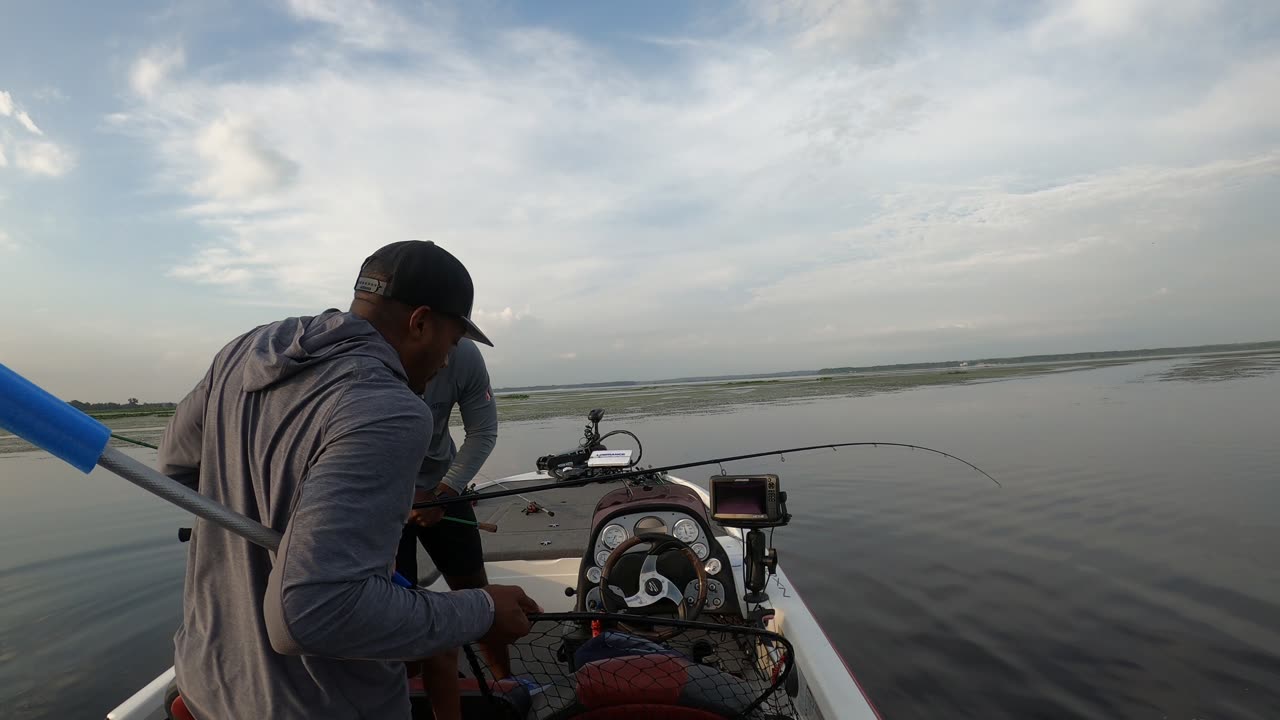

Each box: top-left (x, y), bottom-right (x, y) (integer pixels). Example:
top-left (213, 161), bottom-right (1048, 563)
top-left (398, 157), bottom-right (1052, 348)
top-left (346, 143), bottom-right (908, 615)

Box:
top-left (572, 640), bottom-right (760, 719)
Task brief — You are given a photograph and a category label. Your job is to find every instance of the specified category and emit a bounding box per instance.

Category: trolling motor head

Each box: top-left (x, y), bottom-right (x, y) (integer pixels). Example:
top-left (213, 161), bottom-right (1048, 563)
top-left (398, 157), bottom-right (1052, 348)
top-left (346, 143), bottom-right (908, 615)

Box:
top-left (536, 409), bottom-right (610, 474)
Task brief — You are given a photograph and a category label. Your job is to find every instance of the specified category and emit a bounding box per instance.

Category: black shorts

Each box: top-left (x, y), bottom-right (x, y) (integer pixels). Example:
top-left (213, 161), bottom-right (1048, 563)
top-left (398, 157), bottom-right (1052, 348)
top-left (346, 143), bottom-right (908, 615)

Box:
top-left (395, 497), bottom-right (485, 585)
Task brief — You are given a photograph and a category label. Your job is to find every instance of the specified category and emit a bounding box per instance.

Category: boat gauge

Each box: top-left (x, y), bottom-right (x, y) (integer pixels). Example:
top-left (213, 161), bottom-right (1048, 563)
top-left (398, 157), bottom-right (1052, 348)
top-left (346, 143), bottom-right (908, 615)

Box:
top-left (601, 524), bottom-right (627, 549)
top-left (704, 558), bottom-right (722, 575)
top-left (586, 566), bottom-right (602, 584)
top-left (595, 550), bottom-right (611, 566)
top-left (692, 542), bottom-right (709, 560)
top-left (673, 518), bottom-right (700, 543)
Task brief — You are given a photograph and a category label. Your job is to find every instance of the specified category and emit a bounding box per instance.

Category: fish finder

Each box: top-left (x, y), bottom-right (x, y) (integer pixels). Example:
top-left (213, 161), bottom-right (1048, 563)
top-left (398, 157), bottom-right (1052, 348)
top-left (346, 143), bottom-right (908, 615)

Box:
top-left (709, 474), bottom-right (789, 529)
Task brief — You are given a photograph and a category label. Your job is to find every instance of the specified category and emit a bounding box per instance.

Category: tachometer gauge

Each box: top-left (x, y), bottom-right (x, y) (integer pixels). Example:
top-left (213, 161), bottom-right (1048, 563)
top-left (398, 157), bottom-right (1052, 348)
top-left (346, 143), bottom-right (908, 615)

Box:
top-left (673, 518), bottom-right (700, 543)
top-left (601, 524), bottom-right (627, 549)
top-left (595, 550), bottom-right (611, 567)
top-left (692, 542), bottom-right (709, 560)
top-left (704, 558), bottom-right (721, 575)
top-left (586, 566), bottom-right (602, 584)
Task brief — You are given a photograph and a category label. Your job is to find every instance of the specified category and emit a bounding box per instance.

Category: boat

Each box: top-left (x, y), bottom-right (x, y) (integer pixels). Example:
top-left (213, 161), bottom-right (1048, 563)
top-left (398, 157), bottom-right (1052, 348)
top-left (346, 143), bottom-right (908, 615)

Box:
top-left (99, 410), bottom-right (882, 719)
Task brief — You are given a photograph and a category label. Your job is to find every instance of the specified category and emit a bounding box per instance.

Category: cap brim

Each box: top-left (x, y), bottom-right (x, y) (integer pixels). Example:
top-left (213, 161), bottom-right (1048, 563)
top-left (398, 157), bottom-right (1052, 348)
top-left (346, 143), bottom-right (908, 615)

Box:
top-left (460, 316), bottom-right (494, 347)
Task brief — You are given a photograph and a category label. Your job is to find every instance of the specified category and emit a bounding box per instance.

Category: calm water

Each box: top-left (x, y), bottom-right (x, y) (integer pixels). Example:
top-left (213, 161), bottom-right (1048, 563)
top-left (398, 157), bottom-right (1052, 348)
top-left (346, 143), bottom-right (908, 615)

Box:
top-left (2, 357), bottom-right (1279, 719)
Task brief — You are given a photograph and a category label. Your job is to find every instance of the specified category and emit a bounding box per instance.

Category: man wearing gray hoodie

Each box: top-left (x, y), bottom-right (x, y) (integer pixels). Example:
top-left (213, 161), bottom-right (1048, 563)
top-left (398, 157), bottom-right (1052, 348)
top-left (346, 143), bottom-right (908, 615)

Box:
top-left (158, 241), bottom-right (537, 719)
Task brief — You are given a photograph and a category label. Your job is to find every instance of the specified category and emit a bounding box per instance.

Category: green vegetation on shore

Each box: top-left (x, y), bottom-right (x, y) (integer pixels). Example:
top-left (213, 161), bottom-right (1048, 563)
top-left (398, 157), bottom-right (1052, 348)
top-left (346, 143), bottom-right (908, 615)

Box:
top-left (68, 399), bottom-right (177, 420)
top-left (4, 348), bottom-right (1277, 456)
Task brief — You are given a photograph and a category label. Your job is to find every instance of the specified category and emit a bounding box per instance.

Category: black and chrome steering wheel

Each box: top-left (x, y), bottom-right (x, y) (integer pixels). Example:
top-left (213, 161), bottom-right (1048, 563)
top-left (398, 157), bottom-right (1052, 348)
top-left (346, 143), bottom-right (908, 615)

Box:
top-left (598, 532), bottom-right (708, 640)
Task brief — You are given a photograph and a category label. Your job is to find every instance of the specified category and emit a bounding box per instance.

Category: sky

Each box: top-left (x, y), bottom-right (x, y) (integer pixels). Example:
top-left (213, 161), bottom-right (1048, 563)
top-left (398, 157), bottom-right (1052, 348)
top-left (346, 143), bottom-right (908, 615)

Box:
top-left (1, 0), bottom-right (1278, 401)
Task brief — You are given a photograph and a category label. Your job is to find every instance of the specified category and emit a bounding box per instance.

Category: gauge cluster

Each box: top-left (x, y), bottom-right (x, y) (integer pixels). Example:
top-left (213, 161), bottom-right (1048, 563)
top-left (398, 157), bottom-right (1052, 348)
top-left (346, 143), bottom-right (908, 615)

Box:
top-left (592, 510), bottom-right (712, 563)
top-left (583, 509), bottom-right (738, 615)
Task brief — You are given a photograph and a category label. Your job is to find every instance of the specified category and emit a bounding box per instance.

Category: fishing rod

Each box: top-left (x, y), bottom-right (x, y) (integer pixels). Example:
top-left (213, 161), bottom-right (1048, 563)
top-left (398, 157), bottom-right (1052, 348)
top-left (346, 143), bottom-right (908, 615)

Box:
top-left (416, 440), bottom-right (1000, 510)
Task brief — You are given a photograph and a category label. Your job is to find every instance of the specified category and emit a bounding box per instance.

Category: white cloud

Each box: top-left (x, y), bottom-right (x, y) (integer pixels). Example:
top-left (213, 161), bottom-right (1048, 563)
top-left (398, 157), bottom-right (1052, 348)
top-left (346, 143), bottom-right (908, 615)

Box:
top-left (0, 91), bottom-right (12, 116)
top-left (1161, 54), bottom-right (1280, 137)
top-left (111, 0), bottom-right (1280, 385)
top-left (284, 0), bottom-right (450, 51)
top-left (1029, 0), bottom-right (1216, 46)
top-left (130, 46), bottom-right (185, 98)
top-left (192, 114), bottom-right (299, 200)
top-left (15, 141), bottom-right (75, 177)
top-left (749, 0), bottom-right (926, 58)
top-left (15, 110), bottom-right (41, 135)
top-left (0, 229), bottom-right (14, 251)
top-left (0, 143), bottom-right (7, 168)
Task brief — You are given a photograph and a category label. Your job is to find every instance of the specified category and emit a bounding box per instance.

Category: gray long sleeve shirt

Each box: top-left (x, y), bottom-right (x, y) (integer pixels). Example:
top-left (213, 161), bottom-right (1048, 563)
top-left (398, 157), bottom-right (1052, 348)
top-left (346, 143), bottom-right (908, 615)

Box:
top-left (157, 309), bottom-right (494, 720)
top-left (419, 338), bottom-right (498, 493)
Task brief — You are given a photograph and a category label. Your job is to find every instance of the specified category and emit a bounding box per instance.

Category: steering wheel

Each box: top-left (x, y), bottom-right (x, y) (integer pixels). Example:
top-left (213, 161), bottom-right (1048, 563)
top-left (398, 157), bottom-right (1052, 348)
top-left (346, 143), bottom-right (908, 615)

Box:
top-left (598, 532), bottom-right (708, 640)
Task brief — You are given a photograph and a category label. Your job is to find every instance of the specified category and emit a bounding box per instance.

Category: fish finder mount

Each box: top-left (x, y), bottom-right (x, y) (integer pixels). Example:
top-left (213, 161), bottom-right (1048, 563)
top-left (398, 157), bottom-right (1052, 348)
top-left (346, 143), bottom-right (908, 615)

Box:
top-left (709, 474), bottom-right (789, 604)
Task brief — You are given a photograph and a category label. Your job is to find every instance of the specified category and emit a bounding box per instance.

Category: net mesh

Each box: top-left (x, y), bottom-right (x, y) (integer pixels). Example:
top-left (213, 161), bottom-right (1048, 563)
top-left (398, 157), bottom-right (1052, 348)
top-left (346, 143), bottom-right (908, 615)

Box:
top-left (460, 612), bottom-right (798, 719)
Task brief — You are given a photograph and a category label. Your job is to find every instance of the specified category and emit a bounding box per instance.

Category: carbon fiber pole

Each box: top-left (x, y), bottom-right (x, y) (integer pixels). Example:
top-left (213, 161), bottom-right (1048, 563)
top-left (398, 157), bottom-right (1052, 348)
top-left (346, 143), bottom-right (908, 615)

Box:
top-left (98, 445), bottom-right (283, 552)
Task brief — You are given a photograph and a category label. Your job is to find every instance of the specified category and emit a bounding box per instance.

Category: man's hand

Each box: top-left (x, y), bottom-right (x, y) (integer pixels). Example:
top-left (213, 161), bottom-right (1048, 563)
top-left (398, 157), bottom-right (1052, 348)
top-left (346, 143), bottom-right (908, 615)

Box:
top-left (480, 584), bottom-right (542, 647)
top-left (408, 485), bottom-right (457, 528)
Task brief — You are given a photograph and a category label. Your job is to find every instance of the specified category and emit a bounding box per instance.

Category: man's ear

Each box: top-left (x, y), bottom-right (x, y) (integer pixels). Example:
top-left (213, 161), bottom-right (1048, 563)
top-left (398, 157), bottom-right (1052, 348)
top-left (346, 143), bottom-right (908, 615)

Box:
top-left (407, 306), bottom-right (435, 340)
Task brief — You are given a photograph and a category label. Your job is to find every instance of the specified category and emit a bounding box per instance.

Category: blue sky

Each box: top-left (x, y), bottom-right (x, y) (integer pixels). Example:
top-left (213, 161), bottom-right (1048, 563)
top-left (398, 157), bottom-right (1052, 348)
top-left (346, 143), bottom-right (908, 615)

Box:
top-left (2, 0), bottom-right (1278, 401)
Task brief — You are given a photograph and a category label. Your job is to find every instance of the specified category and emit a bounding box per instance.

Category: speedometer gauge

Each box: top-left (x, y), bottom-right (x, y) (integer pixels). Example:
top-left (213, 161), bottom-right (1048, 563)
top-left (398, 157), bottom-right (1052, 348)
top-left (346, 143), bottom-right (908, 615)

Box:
top-left (595, 550), bottom-right (611, 567)
top-left (601, 524), bottom-right (627, 549)
top-left (586, 567), bottom-right (602, 584)
top-left (672, 518), bottom-right (699, 543)
top-left (692, 542), bottom-right (709, 560)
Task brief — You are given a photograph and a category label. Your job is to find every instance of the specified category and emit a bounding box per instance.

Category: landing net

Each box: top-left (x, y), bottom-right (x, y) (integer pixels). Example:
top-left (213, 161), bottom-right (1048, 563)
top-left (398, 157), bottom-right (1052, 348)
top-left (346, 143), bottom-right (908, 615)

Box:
top-left (461, 612), bottom-right (799, 719)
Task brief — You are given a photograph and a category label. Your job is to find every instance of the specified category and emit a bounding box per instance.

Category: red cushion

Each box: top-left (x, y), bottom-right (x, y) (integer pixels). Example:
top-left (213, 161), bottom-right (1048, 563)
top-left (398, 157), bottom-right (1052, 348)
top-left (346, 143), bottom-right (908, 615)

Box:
top-left (576, 706), bottom-right (725, 720)
top-left (576, 654), bottom-right (688, 709)
top-left (169, 695), bottom-right (196, 720)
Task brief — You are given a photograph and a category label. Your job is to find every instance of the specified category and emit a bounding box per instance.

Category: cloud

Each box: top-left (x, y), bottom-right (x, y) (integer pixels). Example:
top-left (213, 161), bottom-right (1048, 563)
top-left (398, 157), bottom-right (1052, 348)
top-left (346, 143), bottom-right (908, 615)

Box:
top-left (0, 229), bottom-right (16, 252)
top-left (284, 0), bottom-right (451, 51)
top-left (1029, 0), bottom-right (1217, 46)
top-left (110, 0), bottom-right (1280, 385)
top-left (15, 141), bottom-right (75, 177)
top-left (746, 153), bottom-right (1280, 312)
top-left (1161, 54), bottom-right (1280, 137)
top-left (749, 0), bottom-right (927, 59)
top-left (0, 90), bottom-right (73, 177)
top-left (15, 111), bottom-right (41, 135)
top-left (130, 46), bottom-right (185, 98)
top-left (192, 114), bottom-right (299, 200)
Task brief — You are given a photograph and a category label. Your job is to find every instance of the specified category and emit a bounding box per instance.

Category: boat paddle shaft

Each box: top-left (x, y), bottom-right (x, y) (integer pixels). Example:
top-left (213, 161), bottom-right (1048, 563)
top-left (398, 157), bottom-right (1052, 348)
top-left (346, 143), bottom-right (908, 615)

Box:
top-left (0, 363), bottom-right (415, 587)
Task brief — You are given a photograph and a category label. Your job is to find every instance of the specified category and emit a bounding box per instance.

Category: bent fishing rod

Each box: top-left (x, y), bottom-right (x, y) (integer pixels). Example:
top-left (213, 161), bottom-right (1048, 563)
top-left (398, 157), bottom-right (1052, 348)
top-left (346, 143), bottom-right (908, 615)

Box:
top-left (415, 440), bottom-right (1000, 510)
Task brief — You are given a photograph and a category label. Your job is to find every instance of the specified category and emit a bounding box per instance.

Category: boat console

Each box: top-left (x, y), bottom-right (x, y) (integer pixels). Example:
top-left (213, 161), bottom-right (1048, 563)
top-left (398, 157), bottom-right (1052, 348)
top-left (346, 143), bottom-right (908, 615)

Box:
top-left (574, 482), bottom-right (741, 622)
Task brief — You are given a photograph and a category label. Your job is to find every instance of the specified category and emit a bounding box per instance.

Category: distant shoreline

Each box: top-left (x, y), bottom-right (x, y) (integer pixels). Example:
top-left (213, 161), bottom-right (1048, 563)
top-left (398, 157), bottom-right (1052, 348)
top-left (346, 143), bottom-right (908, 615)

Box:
top-left (3, 347), bottom-right (1277, 453)
top-left (492, 339), bottom-right (1280, 393)
top-left (54, 338), bottom-right (1280, 411)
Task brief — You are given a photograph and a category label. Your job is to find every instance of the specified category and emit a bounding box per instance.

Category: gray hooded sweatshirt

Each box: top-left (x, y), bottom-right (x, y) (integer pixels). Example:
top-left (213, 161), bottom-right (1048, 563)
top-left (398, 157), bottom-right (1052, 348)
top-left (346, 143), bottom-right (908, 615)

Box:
top-left (158, 309), bottom-right (493, 719)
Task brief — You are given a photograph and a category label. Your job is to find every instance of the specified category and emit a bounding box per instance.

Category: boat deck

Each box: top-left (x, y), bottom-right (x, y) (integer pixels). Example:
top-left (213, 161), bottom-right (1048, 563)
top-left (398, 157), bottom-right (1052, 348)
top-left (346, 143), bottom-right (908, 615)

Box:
top-left (419, 474), bottom-right (733, 575)
top-left (470, 481), bottom-right (605, 562)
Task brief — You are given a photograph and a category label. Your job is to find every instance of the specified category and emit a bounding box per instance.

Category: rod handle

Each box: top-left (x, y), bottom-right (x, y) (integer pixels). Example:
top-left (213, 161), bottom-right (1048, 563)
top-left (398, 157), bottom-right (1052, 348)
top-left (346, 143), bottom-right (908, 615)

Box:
top-left (0, 363), bottom-right (111, 473)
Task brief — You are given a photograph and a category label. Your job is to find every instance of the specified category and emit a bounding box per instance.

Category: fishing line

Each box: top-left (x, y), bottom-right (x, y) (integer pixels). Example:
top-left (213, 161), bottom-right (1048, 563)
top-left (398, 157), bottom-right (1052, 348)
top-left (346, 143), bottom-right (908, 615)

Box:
top-left (110, 433), bottom-right (158, 450)
top-left (416, 440), bottom-right (1000, 509)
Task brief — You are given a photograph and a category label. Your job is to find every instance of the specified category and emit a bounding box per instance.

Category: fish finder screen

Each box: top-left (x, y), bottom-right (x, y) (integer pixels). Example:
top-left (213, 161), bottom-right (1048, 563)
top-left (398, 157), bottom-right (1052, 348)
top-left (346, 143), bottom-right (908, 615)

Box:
top-left (714, 478), bottom-right (768, 516)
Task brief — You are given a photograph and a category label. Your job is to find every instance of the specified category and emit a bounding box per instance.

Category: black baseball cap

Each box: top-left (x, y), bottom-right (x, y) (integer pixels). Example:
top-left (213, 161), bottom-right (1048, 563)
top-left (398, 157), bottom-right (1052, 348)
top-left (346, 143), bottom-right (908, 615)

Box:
top-left (354, 240), bottom-right (493, 347)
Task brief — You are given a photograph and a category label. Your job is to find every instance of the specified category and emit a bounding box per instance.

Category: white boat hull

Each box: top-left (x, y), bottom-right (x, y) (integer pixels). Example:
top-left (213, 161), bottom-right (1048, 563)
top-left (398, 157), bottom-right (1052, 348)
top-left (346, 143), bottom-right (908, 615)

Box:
top-left (107, 472), bottom-right (880, 719)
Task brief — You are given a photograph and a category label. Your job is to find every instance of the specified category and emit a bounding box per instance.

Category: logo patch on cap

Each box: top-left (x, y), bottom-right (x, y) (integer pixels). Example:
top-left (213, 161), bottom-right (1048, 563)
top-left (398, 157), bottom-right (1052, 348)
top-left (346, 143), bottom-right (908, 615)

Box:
top-left (354, 276), bottom-right (388, 294)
